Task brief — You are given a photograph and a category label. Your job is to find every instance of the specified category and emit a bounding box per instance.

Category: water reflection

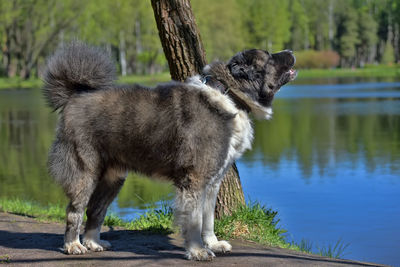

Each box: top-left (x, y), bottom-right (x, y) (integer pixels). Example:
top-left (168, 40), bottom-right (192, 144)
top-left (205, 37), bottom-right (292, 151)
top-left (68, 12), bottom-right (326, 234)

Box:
top-left (0, 90), bottom-right (173, 208)
top-left (243, 97), bottom-right (400, 178)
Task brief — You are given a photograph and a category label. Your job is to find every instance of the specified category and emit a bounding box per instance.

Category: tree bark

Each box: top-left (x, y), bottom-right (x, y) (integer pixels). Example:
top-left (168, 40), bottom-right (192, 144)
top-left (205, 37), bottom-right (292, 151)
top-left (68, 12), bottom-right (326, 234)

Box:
top-left (215, 164), bottom-right (245, 218)
top-left (151, 0), bottom-right (245, 219)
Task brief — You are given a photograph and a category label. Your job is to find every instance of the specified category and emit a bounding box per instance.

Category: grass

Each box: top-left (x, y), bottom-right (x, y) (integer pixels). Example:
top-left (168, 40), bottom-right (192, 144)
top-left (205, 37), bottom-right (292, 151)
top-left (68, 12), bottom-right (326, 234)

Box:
top-left (215, 202), bottom-right (288, 248)
top-left (0, 198), bottom-right (349, 259)
top-left (0, 198), bottom-right (173, 234)
top-left (103, 206), bottom-right (174, 234)
top-left (316, 239), bottom-right (350, 259)
top-left (0, 198), bottom-right (65, 222)
top-left (0, 77), bottom-right (43, 90)
top-left (0, 254), bottom-right (11, 264)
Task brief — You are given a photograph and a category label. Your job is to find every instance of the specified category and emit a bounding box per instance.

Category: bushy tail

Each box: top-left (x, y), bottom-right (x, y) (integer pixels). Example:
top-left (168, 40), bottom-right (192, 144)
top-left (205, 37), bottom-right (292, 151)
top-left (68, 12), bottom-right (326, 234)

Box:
top-left (43, 41), bottom-right (116, 110)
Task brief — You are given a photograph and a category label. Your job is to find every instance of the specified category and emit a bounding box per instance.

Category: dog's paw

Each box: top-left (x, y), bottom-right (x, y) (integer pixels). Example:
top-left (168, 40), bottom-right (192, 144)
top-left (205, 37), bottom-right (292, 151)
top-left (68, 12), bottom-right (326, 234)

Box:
top-left (185, 247), bottom-right (215, 261)
top-left (83, 238), bottom-right (111, 252)
top-left (64, 240), bottom-right (88, 255)
top-left (206, 240), bottom-right (232, 253)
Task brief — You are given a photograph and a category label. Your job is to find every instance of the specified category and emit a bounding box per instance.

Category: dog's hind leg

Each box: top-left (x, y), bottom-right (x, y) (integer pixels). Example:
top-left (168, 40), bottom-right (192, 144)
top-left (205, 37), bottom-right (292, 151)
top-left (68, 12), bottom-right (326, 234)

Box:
top-left (63, 172), bottom-right (97, 255)
top-left (174, 179), bottom-right (215, 261)
top-left (83, 168), bottom-right (127, 252)
top-left (48, 140), bottom-right (99, 255)
top-left (202, 179), bottom-right (232, 254)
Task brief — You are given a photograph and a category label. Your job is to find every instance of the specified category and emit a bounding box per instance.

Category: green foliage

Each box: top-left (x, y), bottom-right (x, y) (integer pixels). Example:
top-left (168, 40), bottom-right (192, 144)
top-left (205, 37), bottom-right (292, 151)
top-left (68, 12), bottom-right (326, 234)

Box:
top-left (239, 0), bottom-right (291, 51)
top-left (302, 0), bottom-right (332, 50)
top-left (295, 50), bottom-right (340, 69)
top-left (288, 0), bottom-right (310, 50)
top-left (381, 41), bottom-right (395, 64)
top-left (192, 0), bottom-right (246, 61)
top-left (337, 7), bottom-right (359, 66)
top-left (357, 9), bottom-right (378, 65)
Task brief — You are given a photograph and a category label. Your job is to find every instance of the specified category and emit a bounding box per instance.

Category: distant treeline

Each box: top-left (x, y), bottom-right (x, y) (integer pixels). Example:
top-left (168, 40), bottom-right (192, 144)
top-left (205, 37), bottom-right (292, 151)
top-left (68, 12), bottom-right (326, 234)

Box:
top-left (0, 0), bottom-right (399, 79)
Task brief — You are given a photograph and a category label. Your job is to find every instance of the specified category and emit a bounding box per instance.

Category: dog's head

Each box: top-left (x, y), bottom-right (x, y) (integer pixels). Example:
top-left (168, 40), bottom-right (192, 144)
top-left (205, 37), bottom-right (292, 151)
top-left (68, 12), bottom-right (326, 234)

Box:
top-left (227, 49), bottom-right (297, 114)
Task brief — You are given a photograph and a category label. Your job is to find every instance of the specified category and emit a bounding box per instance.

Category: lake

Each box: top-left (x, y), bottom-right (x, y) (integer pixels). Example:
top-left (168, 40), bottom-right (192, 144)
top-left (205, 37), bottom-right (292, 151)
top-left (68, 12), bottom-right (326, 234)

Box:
top-left (0, 78), bottom-right (399, 266)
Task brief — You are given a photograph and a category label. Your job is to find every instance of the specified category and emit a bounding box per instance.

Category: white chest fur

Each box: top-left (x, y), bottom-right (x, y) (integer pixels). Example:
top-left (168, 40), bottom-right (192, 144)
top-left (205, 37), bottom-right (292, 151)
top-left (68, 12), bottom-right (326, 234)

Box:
top-left (187, 76), bottom-right (254, 164)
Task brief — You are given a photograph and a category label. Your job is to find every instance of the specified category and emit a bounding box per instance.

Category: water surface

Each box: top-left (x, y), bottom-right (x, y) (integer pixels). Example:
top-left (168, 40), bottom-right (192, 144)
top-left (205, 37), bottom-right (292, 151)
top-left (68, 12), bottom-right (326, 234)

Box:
top-left (0, 79), bottom-right (399, 266)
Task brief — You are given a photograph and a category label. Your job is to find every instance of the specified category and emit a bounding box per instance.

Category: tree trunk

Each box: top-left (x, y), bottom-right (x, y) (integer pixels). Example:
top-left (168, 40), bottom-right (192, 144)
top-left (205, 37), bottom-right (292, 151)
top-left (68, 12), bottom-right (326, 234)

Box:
top-left (151, 0), bottom-right (245, 219)
top-left (215, 164), bottom-right (245, 219)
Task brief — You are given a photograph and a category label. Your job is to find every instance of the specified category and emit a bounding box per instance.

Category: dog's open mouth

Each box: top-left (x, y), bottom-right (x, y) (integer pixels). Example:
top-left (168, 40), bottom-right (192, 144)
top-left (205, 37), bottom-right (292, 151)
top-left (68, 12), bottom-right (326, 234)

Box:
top-left (288, 68), bottom-right (297, 81)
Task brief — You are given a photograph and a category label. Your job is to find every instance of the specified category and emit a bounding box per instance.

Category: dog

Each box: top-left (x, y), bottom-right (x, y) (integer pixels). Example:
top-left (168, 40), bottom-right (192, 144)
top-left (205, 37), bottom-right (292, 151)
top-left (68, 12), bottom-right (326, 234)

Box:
top-left (43, 42), bottom-right (296, 261)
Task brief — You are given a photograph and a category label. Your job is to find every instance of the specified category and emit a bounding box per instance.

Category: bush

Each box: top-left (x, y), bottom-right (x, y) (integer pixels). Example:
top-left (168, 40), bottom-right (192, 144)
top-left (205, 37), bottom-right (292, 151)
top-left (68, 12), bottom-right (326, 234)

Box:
top-left (294, 50), bottom-right (340, 69)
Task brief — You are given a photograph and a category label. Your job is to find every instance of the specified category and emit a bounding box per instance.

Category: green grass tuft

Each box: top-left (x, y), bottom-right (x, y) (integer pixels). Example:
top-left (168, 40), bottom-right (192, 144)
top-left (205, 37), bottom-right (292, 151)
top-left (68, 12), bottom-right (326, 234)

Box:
top-left (292, 238), bottom-right (313, 254)
top-left (0, 198), bottom-right (65, 222)
top-left (215, 202), bottom-right (288, 248)
top-left (316, 239), bottom-right (350, 259)
top-left (0, 254), bottom-right (11, 264)
top-left (104, 206), bottom-right (174, 234)
top-left (289, 238), bottom-right (350, 259)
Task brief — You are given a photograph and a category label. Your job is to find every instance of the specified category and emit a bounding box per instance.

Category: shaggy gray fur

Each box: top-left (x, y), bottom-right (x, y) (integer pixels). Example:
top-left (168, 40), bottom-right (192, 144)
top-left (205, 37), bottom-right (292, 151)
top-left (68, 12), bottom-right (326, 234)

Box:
top-left (43, 42), bottom-right (296, 260)
top-left (43, 41), bottom-right (116, 110)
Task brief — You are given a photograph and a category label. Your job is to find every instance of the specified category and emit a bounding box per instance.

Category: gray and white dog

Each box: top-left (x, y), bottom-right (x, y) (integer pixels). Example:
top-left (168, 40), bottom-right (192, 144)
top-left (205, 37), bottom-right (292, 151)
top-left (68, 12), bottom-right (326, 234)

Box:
top-left (43, 42), bottom-right (296, 261)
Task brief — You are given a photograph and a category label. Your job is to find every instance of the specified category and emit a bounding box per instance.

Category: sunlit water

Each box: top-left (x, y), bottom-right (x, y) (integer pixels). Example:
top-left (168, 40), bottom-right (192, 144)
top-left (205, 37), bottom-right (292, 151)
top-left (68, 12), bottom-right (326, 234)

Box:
top-left (0, 78), bottom-right (399, 266)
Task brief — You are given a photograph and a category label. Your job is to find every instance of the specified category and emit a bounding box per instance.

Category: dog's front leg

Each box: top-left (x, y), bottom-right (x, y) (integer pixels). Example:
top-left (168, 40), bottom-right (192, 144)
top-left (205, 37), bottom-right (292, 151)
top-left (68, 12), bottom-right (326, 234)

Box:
top-left (202, 180), bottom-right (232, 254)
top-left (174, 187), bottom-right (215, 261)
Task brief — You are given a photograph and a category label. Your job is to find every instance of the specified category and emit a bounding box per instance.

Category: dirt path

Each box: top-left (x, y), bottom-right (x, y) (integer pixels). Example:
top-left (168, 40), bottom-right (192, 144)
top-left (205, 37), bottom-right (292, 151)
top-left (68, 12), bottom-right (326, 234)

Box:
top-left (0, 212), bottom-right (386, 266)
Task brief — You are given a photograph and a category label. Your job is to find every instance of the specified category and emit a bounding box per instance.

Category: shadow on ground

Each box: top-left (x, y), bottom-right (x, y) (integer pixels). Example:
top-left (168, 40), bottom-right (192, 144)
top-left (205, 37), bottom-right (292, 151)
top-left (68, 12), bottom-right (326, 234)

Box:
top-left (0, 213), bottom-right (386, 266)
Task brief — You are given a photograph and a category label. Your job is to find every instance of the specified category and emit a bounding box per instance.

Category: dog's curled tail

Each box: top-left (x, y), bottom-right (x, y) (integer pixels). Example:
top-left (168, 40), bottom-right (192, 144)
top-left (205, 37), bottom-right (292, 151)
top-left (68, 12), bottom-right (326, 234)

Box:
top-left (43, 41), bottom-right (116, 110)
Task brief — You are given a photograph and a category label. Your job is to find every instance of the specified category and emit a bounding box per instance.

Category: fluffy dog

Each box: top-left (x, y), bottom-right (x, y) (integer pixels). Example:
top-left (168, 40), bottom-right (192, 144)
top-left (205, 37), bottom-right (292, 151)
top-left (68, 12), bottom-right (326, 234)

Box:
top-left (43, 42), bottom-right (296, 260)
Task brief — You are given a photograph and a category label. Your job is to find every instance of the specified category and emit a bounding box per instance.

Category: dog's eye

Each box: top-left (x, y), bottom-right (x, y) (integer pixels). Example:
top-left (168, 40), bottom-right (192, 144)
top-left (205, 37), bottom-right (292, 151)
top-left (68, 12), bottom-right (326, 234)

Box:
top-left (268, 84), bottom-right (274, 90)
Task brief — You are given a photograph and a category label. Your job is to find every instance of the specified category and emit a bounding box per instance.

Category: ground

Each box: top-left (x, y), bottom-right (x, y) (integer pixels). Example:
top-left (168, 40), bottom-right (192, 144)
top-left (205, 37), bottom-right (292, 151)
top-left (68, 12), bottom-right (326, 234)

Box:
top-left (0, 212), bottom-right (386, 266)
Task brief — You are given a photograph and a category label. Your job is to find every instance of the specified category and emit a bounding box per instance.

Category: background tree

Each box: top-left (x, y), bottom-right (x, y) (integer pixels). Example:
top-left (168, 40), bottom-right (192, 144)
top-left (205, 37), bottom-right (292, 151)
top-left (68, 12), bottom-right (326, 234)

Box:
top-left (191, 0), bottom-right (245, 61)
top-left (0, 0), bottom-right (82, 78)
top-left (151, 0), bottom-right (245, 218)
top-left (1, 0), bottom-right (400, 77)
top-left (288, 0), bottom-right (310, 50)
top-left (337, 7), bottom-right (359, 67)
top-left (357, 9), bottom-right (378, 66)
